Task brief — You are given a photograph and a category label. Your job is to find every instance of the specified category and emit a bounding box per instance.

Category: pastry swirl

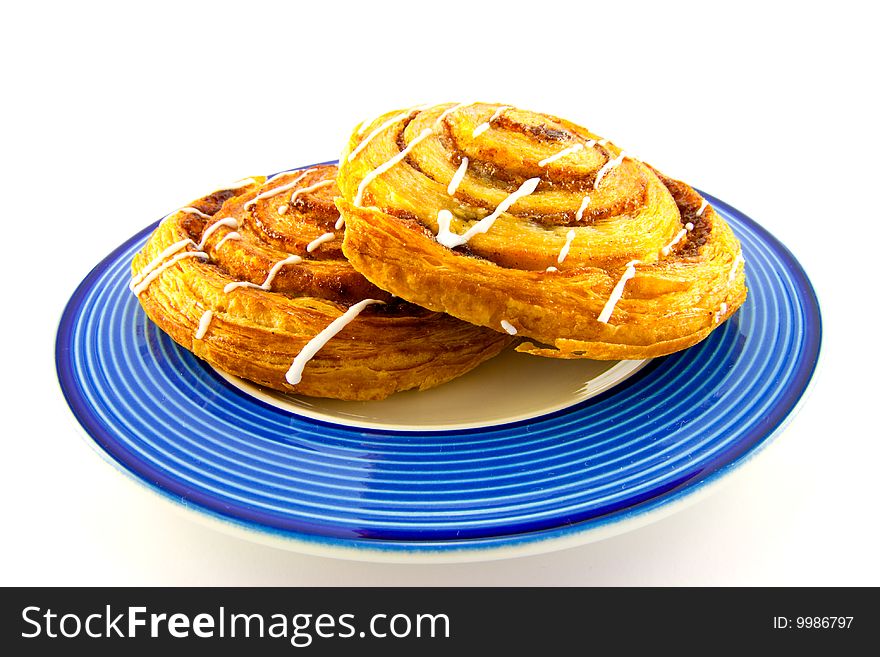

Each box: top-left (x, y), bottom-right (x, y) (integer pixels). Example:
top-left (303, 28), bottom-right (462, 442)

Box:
top-left (336, 102), bottom-right (748, 359)
top-left (131, 164), bottom-right (511, 400)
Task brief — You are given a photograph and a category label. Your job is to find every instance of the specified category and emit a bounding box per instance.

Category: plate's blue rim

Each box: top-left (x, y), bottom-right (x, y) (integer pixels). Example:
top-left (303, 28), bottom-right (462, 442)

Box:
top-left (55, 185), bottom-right (822, 555)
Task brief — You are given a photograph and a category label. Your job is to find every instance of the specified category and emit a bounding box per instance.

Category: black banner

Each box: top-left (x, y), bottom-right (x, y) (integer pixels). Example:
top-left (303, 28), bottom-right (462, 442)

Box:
top-left (2, 587), bottom-right (872, 654)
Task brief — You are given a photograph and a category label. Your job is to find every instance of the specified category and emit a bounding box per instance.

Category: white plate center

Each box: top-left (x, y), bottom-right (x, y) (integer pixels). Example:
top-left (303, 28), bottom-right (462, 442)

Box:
top-left (214, 347), bottom-right (648, 431)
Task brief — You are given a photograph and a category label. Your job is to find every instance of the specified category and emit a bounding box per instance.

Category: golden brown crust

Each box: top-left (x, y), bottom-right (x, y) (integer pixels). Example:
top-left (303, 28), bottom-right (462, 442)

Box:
top-left (336, 103), bottom-right (748, 360)
top-left (131, 165), bottom-right (511, 400)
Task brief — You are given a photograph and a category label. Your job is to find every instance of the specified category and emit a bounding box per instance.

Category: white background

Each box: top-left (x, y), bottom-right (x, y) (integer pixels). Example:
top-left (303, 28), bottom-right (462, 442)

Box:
top-left (2, 1), bottom-right (877, 585)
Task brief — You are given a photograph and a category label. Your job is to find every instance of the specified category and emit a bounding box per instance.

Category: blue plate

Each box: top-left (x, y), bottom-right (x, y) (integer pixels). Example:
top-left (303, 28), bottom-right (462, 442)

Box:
top-left (56, 186), bottom-right (821, 561)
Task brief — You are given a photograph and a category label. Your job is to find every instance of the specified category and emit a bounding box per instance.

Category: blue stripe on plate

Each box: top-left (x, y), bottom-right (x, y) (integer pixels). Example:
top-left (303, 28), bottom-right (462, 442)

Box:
top-left (56, 188), bottom-right (821, 552)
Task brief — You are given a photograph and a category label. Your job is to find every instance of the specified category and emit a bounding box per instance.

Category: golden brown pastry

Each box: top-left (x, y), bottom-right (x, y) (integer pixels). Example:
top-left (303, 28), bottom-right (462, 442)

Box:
top-left (131, 164), bottom-right (511, 400)
top-left (336, 102), bottom-right (748, 360)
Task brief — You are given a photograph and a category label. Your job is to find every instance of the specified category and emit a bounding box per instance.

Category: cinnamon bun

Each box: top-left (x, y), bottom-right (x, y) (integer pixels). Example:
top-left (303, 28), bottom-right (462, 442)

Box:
top-left (336, 103), bottom-right (747, 360)
top-left (131, 164), bottom-right (511, 400)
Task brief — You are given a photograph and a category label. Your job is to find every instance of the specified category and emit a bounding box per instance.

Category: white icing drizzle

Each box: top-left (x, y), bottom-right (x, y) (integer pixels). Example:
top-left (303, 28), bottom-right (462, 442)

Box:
top-left (195, 310), bottom-right (213, 340)
top-left (500, 320), bottom-right (518, 335)
top-left (130, 238), bottom-right (195, 291)
top-left (354, 128), bottom-right (434, 206)
top-left (178, 206), bottom-right (212, 219)
top-left (597, 139), bottom-right (608, 146)
top-left (290, 179), bottom-right (334, 203)
top-left (576, 194), bottom-right (591, 222)
top-left (307, 232), bottom-right (335, 253)
top-left (285, 299), bottom-right (383, 385)
top-left (132, 251), bottom-right (208, 296)
top-left (557, 229), bottom-right (576, 264)
top-left (696, 199), bottom-right (709, 217)
top-left (132, 218), bottom-right (235, 293)
top-left (243, 169), bottom-right (316, 210)
top-left (215, 232), bottom-right (240, 250)
top-left (597, 260), bottom-right (640, 324)
top-left (348, 111), bottom-right (411, 161)
top-left (435, 210), bottom-right (455, 243)
top-left (594, 151), bottom-right (627, 189)
top-left (217, 177), bottom-right (257, 192)
top-left (335, 216), bottom-right (345, 230)
top-left (489, 105), bottom-right (510, 121)
top-left (472, 123), bottom-right (491, 138)
top-left (538, 143), bottom-right (584, 167)
top-left (661, 230), bottom-right (687, 256)
top-left (584, 139), bottom-right (597, 148)
top-left (198, 217), bottom-right (238, 250)
top-left (728, 253), bottom-right (744, 282)
top-left (660, 221), bottom-right (694, 257)
top-left (277, 204), bottom-right (288, 215)
top-left (472, 105), bottom-right (510, 137)
top-left (546, 266), bottom-right (558, 272)
top-left (714, 302), bottom-right (728, 324)
top-left (223, 255), bottom-right (303, 294)
top-left (435, 177), bottom-right (541, 249)
top-left (433, 102), bottom-right (472, 127)
top-left (447, 157), bottom-right (469, 195)
top-left (356, 115), bottom-right (376, 135)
